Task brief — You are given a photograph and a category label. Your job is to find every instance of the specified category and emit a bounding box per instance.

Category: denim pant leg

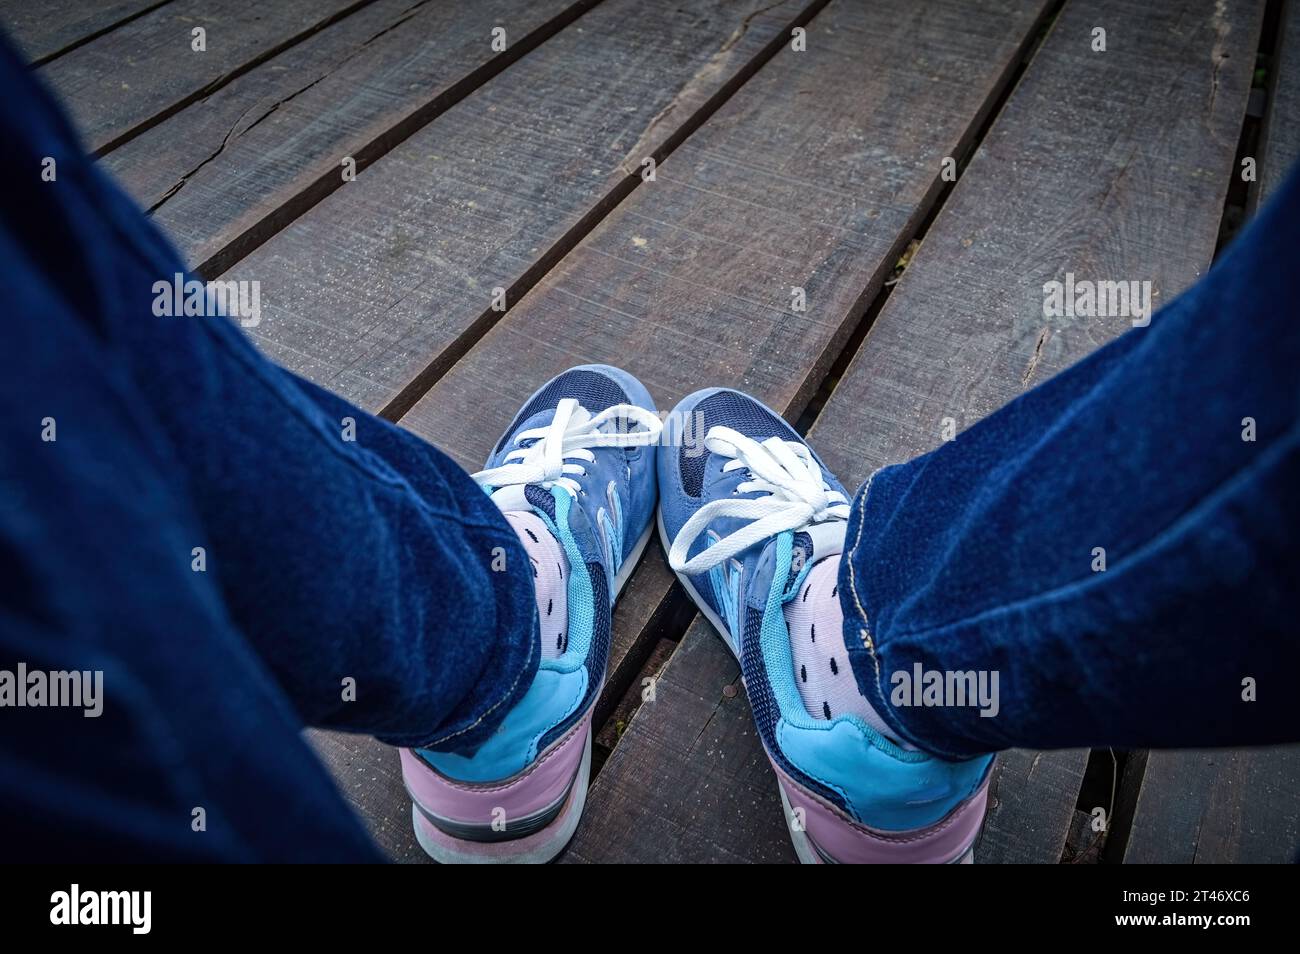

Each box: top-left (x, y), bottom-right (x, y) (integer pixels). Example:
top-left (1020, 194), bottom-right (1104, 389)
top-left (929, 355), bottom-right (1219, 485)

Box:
top-left (840, 166), bottom-right (1300, 759)
top-left (0, 35), bottom-right (537, 858)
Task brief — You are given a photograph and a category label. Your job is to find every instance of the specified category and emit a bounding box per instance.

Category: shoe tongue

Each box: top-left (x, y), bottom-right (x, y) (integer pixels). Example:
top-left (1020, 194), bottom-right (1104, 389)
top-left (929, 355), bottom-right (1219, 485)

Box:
top-left (487, 484), bottom-right (558, 521)
top-left (764, 527), bottom-right (847, 600)
top-left (802, 521), bottom-right (845, 561)
top-left (489, 485), bottom-right (532, 511)
top-left (525, 484), bottom-right (557, 519)
top-left (517, 403), bottom-right (593, 438)
top-left (747, 523), bottom-right (846, 609)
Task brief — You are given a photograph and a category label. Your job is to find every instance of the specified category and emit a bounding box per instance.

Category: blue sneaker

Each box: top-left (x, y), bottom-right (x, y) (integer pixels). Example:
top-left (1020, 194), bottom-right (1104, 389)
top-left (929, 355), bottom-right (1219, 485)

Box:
top-left (657, 388), bottom-right (992, 864)
top-left (400, 365), bottom-right (661, 863)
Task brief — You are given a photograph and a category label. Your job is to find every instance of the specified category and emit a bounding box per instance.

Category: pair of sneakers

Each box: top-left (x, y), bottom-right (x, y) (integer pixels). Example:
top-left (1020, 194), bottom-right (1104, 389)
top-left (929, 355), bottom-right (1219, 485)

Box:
top-left (399, 365), bottom-right (992, 863)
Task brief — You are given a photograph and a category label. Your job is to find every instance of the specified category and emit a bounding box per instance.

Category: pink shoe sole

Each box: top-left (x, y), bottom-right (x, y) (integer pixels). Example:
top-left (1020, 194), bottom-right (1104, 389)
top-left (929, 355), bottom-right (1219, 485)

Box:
top-left (400, 712), bottom-right (593, 864)
top-left (773, 761), bottom-right (990, 864)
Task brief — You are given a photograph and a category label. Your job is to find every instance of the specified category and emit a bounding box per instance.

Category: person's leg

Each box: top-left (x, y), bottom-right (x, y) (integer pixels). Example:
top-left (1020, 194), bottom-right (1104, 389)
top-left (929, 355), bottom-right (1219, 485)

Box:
top-left (3, 33), bottom-right (538, 750)
top-left (0, 235), bottom-right (387, 860)
top-left (656, 168), bottom-right (1298, 863)
top-left (0, 34), bottom-right (538, 858)
top-left (840, 165), bottom-right (1300, 758)
top-left (659, 389), bottom-right (992, 863)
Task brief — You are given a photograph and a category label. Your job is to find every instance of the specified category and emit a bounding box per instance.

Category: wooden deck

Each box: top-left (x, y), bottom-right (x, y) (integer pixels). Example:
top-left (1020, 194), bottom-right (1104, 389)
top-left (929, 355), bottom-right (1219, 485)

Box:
top-left (12, 0), bottom-right (1298, 863)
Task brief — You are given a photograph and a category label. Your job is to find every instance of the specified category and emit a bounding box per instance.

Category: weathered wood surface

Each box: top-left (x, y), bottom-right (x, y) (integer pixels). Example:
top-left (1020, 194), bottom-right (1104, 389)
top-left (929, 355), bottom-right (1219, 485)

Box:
top-left (1122, 0), bottom-right (1298, 865)
top-left (300, 0), bottom-right (835, 861)
top-left (104, 0), bottom-right (596, 275)
top-left (319, 0), bottom-right (1053, 863)
top-left (224, 0), bottom-right (828, 420)
top-left (0, 0), bottom-right (165, 64)
top-left (593, 637), bottom-right (677, 757)
top-left (567, 618), bottom-right (795, 864)
top-left (403, 0), bottom-right (1048, 725)
top-left (1121, 746), bottom-right (1300, 863)
top-left (38, 0), bottom-right (370, 155)
top-left (1259, 0), bottom-right (1300, 206)
top-left (305, 730), bottom-right (428, 864)
top-left (567, 0), bottom-right (1263, 864)
top-left (805, 0), bottom-right (1264, 863)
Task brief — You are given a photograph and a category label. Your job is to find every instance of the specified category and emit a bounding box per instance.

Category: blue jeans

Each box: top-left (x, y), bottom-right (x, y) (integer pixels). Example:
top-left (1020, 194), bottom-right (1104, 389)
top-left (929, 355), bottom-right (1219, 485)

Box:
top-left (1, 32), bottom-right (1295, 860)
top-left (0, 37), bottom-right (535, 861)
top-left (841, 164), bottom-right (1300, 759)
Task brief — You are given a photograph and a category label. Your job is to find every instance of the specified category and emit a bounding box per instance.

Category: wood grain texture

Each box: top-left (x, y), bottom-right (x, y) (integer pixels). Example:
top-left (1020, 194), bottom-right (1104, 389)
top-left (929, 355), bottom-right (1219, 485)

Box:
top-left (975, 748), bottom-right (1091, 863)
top-left (38, 0), bottom-right (370, 155)
top-left (279, 0), bottom-right (832, 861)
top-left (1122, 4), bottom-right (1299, 865)
top-left (593, 636), bottom-right (676, 753)
top-left (225, 0), bottom-right (827, 418)
top-left (380, 0), bottom-right (1051, 863)
top-left (305, 0), bottom-right (1048, 863)
top-left (1122, 746), bottom-right (1300, 863)
top-left (565, 619), bottom-right (796, 863)
top-left (0, 0), bottom-right (166, 64)
top-left (1259, 0), bottom-right (1300, 205)
top-left (569, 0), bottom-right (1262, 864)
top-left (802, 0), bottom-right (1263, 863)
top-left (305, 729), bottom-right (428, 863)
top-left (402, 0), bottom-right (1047, 696)
top-left (103, 0), bottom-right (595, 275)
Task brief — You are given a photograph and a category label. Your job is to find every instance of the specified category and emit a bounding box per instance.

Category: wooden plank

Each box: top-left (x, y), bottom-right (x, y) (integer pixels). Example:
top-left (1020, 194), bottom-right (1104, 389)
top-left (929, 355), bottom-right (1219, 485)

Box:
top-left (1122, 747), bottom-right (1300, 863)
top-left (269, 0), bottom-right (835, 861)
top-left (567, 619), bottom-right (796, 864)
top-left (305, 730), bottom-right (428, 863)
top-left (398, 0), bottom-right (1053, 862)
top-left (799, 0), bottom-right (1263, 862)
top-left (974, 749), bottom-right (1090, 863)
top-left (593, 637), bottom-right (677, 754)
top-left (401, 0), bottom-right (1049, 659)
top-left (1062, 808), bottom-right (1103, 863)
top-left (0, 0), bottom-right (167, 65)
top-left (1259, 0), bottom-right (1300, 205)
top-left (1122, 2), bottom-right (1300, 865)
top-left (103, 0), bottom-right (597, 276)
top-left (568, 0), bottom-right (1262, 864)
top-left (37, 0), bottom-right (371, 155)
top-left (224, 0), bottom-right (829, 417)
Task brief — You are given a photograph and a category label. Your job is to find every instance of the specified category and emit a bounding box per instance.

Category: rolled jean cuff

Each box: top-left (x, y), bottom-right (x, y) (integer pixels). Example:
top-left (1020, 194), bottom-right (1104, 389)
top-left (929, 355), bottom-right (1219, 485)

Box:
top-left (837, 465), bottom-right (992, 761)
top-left (375, 520), bottom-right (540, 754)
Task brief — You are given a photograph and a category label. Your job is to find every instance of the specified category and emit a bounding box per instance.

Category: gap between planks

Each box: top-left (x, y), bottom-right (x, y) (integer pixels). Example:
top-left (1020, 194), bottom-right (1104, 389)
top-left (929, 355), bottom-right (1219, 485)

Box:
top-left (371, 0), bottom-right (834, 422)
top-left (588, 0), bottom-right (1069, 783)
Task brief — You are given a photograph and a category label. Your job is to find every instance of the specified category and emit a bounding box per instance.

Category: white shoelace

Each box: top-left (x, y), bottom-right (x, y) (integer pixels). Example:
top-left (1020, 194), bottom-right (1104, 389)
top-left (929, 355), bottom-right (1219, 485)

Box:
top-left (667, 426), bottom-right (850, 575)
top-left (472, 398), bottom-right (663, 500)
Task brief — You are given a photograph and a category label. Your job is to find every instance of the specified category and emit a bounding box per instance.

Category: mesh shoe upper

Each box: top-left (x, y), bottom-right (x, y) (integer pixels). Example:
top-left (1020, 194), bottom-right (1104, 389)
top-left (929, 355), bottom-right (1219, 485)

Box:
top-left (419, 366), bottom-right (657, 781)
top-left (657, 388), bottom-right (990, 832)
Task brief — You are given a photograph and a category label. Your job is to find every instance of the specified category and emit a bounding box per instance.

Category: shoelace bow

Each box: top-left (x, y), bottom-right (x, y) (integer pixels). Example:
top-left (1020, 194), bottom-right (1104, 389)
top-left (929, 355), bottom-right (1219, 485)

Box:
top-left (472, 398), bottom-right (663, 499)
top-left (668, 426), bottom-right (849, 575)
